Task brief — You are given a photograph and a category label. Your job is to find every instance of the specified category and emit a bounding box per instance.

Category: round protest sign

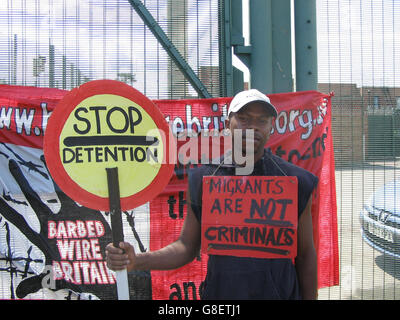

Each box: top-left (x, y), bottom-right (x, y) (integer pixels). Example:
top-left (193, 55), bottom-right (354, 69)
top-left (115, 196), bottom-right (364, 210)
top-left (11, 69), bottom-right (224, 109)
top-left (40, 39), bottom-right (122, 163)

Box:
top-left (44, 80), bottom-right (175, 211)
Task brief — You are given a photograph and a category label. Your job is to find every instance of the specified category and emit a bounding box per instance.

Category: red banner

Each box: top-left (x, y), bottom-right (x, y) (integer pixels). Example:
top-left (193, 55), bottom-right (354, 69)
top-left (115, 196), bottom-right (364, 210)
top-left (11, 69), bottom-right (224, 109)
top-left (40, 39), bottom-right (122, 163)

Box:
top-left (0, 84), bottom-right (338, 300)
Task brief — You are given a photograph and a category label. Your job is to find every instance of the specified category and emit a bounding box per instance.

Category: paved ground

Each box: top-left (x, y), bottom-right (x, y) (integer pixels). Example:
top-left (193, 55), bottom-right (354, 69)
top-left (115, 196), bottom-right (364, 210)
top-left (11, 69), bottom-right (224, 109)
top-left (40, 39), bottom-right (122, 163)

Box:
top-left (318, 159), bottom-right (400, 300)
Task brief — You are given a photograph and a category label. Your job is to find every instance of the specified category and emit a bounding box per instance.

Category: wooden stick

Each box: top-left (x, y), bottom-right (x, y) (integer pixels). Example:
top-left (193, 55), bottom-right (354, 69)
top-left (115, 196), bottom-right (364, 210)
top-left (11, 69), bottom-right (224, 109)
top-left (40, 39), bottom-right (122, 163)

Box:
top-left (106, 167), bottom-right (130, 300)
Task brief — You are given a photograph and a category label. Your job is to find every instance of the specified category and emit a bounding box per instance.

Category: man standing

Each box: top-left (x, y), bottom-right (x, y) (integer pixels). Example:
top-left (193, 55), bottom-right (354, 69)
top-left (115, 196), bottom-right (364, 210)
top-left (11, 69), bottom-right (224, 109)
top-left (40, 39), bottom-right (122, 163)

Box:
top-left (106, 89), bottom-right (318, 300)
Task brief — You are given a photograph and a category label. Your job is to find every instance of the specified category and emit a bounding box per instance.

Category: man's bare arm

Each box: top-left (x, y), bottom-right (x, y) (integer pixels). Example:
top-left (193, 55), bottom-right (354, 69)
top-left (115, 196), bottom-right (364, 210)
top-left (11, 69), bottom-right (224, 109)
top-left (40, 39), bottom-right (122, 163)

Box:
top-left (106, 188), bottom-right (201, 272)
top-left (295, 197), bottom-right (318, 300)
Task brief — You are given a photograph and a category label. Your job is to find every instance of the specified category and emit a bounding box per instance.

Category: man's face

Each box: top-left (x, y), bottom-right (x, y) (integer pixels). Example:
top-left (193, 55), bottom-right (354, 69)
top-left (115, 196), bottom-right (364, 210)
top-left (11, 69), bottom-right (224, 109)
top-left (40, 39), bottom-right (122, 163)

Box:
top-left (225, 102), bottom-right (273, 160)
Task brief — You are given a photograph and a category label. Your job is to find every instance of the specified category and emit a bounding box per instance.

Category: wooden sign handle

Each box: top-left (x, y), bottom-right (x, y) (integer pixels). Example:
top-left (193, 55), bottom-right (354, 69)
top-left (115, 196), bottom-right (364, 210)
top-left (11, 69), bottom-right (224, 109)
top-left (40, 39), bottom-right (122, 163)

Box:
top-left (106, 167), bottom-right (130, 300)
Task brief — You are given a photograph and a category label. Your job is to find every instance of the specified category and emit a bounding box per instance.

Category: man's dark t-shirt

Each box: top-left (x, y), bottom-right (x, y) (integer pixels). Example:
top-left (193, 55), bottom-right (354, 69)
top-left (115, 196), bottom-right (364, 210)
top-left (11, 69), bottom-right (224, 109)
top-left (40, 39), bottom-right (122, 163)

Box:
top-left (188, 149), bottom-right (318, 300)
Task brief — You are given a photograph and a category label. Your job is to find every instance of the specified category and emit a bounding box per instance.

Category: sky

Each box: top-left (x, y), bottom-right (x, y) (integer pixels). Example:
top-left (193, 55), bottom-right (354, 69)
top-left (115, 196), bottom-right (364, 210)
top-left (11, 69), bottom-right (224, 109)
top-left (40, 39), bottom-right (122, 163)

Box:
top-left (235, 0), bottom-right (400, 88)
top-left (0, 0), bottom-right (399, 93)
top-left (316, 0), bottom-right (400, 88)
top-left (0, 0), bottom-right (219, 98)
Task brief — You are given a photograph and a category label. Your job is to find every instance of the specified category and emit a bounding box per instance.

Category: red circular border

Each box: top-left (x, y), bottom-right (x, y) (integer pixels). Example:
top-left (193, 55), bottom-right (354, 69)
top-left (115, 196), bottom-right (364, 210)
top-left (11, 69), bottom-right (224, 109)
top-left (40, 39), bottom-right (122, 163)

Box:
top-left (44, 80), bottom-right (175, 211)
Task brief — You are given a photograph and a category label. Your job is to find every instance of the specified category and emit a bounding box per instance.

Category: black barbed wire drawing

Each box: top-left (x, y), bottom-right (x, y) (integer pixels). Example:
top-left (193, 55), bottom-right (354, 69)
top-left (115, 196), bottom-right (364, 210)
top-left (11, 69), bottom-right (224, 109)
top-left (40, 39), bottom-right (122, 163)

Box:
top-left (0, 143), bottom-right (152, 300)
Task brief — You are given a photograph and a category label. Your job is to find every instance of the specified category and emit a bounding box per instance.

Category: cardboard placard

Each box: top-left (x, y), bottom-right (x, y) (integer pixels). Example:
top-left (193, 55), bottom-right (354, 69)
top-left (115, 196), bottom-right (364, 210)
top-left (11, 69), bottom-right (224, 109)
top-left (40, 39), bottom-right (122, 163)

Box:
top-left (201, 176), bottom-right (298, 259)
top-left (44, 80), bottom-right (174, 211)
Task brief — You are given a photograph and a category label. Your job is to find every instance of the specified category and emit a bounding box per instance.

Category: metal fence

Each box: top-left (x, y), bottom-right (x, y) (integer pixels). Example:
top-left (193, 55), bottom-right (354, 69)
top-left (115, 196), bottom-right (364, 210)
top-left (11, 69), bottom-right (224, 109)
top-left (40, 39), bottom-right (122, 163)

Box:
top-left (1, 0), bottom-right (400, 300)
top-left (317, 0), bottom-right (400, 299)
top-left (0, 0), bottom-right (220, 99)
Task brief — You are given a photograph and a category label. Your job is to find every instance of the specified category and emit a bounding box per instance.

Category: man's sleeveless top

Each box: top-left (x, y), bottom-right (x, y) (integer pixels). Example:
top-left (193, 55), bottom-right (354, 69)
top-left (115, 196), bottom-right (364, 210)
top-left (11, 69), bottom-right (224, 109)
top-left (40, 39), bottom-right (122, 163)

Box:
top-left (188, 149), bottom-right (318, 299)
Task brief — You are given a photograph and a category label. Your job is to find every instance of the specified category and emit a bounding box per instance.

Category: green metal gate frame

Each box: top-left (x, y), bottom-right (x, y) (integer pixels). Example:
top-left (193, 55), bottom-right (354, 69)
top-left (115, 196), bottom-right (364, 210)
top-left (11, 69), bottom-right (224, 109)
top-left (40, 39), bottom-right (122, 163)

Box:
top-left (127, 0), bottom-right (318, 98)
top-left (127, 0), bottom-right (212, 98)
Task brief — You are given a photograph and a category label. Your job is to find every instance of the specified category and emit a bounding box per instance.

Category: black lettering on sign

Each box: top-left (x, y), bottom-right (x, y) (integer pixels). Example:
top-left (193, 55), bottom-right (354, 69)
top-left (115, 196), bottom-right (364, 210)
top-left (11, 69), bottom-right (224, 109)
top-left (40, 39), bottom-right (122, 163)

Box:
top-left (106, 107), bottom-right (129, 133)
top-left (247, 198), bottom-right (293, 226)
top-left (168, 192), bottom-right (187, 220)
top-left (73, 107), bottom-right (92, 134)
top-left (201, 176), bottom-right (298, 259)
top-left (204, 225), bottom-right (294, 254)
top-left (89, 106), bottom-right (107, 134)
top-left (62, 146), bottom-right (158, 164)
top-left (209, 198), bottom-right (243, 215)
top-left (64, 105), bottom-right (159, 165)
top-left (208, 177), bottom-right (285, 196)
top-left (72, 106), bottom-right (142, 135)
top-left (169, 281), bottom-right (204, 300)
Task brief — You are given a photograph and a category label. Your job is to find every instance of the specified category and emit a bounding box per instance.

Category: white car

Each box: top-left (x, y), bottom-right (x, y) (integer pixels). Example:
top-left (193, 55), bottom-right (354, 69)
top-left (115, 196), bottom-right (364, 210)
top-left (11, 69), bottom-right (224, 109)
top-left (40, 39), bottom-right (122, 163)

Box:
top-left (360, 179), bottom-right (400, 258)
